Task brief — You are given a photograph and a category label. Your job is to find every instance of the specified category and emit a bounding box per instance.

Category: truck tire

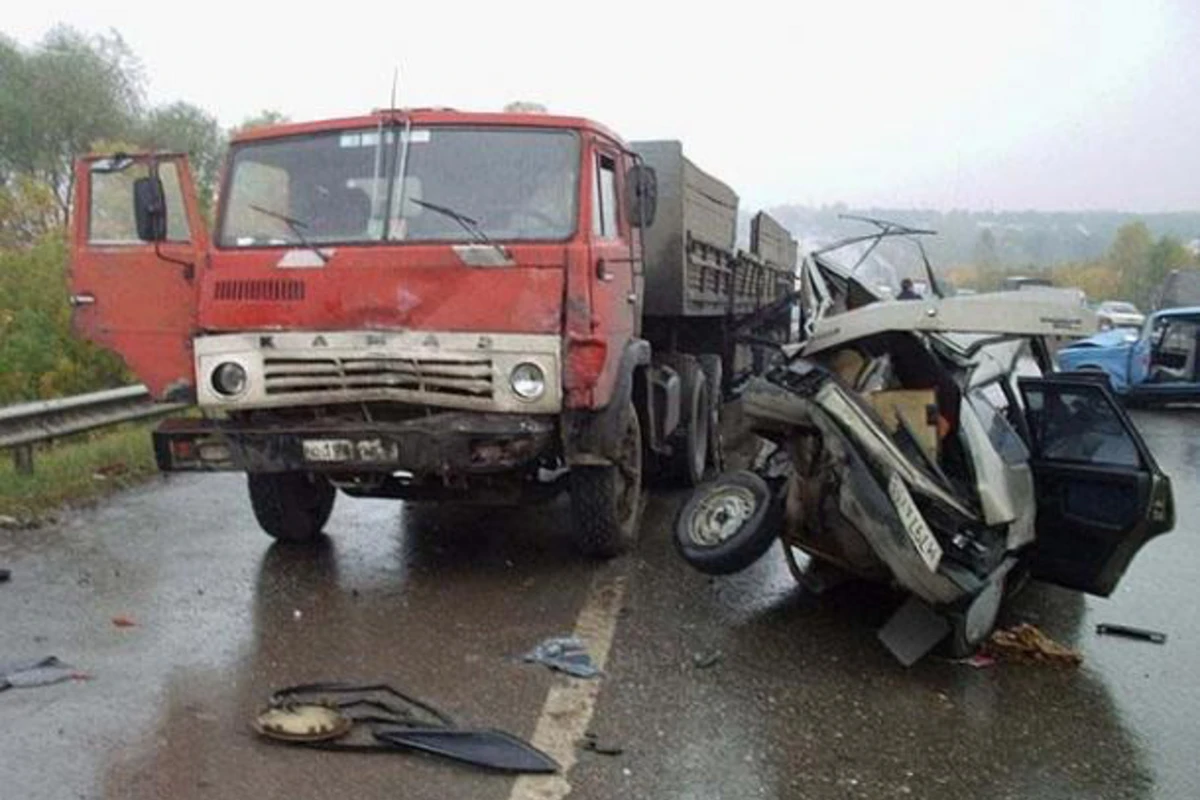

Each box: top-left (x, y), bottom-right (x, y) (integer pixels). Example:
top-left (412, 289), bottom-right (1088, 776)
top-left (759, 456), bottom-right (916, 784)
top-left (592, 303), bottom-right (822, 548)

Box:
top-left (247, 472), bottom-right (336, 543)
top-left (696, 354), bottom-right (724, 473)
top-left (670, 360), bottom-right (711, 486)
top-left (674, 470), bottom-right (781, 575)
top-left (570, 401), bottom-right (644, 558)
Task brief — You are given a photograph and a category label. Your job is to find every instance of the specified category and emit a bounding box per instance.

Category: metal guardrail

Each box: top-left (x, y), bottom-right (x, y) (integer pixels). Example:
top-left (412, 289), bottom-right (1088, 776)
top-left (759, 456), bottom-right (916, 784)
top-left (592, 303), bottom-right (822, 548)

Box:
top-left (0, 385), bottom-right (187, 474)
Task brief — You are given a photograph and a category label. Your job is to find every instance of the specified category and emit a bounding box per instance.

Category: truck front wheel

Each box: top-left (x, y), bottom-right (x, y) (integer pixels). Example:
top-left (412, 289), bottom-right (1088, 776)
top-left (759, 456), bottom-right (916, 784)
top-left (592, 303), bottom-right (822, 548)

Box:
top-left (569, 401), bottom-right (644, 558)
top-left (247, 472), bottom-right (336, 543)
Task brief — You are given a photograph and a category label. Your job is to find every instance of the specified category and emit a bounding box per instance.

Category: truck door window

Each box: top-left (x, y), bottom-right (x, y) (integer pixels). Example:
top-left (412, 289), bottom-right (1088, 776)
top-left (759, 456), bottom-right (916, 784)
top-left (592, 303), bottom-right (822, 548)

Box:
top-left (89, 161), bottom-right (191, 244)
top-left (592, 154), bottom-right (619, 239)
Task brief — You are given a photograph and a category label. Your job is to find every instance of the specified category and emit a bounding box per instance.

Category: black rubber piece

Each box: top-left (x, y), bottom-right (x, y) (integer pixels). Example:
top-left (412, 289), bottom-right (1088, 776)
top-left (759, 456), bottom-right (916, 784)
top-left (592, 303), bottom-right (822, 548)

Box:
top-left (673, 470), bottom-right (781, 575)
top-left (374, 728), bottom-right (559, 773)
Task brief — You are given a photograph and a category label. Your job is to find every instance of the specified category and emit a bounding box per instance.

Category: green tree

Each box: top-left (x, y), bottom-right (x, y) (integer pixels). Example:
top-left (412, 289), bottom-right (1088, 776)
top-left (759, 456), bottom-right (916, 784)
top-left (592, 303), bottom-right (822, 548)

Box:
top-left (1138, 236), bottom-right (1194, 307)
top-left (230, 110), bottom-right (290, 138)
top-left (0, 234), bottom-right (129, 403)
top-left (138, 102), bottom-right (226, 218)
top-left (0, 26), bottom-right (144, 225)
top-left (1107, 220), bottom-right (1153, 298)
top-left (0, 175), bottom-right (58, 248)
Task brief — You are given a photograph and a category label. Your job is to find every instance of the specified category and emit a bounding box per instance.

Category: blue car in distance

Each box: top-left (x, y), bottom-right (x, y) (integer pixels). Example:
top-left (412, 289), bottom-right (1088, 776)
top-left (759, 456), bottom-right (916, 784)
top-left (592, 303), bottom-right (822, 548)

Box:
top-left (1058, 307), bottom-right (1200, 405)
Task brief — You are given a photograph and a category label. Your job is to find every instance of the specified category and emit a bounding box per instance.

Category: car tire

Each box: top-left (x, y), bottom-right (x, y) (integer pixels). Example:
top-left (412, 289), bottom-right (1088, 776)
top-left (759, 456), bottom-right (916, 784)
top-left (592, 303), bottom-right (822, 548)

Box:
top-left (248, 472), bottom-right (336, 543)
top-left (674, 470), bottom-right (781, 575)
top-left (569, 401), bottom-right (644, 559)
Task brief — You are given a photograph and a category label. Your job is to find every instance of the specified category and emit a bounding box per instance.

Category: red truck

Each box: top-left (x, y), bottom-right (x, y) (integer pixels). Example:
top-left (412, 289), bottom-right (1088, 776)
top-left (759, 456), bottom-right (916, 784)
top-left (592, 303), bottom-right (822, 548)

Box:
top-left (69, 108), bottom-right (796, 556)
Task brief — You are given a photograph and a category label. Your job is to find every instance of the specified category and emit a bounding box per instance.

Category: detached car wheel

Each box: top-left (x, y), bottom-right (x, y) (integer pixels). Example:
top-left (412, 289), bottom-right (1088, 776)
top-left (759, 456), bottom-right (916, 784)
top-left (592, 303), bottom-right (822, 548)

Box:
top-left (248, 472), bottom-right (336, 543)
top-left (674, 470), bottom-right (781, 575)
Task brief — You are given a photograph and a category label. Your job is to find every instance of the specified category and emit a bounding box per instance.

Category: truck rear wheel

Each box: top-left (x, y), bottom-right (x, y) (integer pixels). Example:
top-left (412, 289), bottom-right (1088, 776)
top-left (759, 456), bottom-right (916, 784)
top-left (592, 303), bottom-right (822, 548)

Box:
top-left (570, 401), bottom-right (644, 558)
top-left (247, 472), bottom-right (336, 543)
top-left (671, 361), bottom-right (711, 487)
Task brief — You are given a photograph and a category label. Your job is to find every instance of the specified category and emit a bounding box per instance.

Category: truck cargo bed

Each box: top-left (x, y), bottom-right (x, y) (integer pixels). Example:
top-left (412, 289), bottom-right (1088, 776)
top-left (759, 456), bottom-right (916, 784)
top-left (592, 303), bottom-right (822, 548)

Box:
top-left (633, 140), bottom-right (796, 319)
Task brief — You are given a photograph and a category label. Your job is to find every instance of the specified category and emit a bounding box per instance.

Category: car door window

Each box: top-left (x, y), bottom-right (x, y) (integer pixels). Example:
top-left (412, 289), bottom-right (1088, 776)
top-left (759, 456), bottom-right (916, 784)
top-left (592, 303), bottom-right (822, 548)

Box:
top-left (1021, 382), bottom-right (1142, 468)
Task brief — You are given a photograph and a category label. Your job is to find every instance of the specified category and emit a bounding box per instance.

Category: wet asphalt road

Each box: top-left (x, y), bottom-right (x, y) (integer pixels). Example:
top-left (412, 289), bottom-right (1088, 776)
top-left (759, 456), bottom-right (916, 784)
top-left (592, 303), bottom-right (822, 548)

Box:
top-left (1, 410), bottom-right (1198, 800)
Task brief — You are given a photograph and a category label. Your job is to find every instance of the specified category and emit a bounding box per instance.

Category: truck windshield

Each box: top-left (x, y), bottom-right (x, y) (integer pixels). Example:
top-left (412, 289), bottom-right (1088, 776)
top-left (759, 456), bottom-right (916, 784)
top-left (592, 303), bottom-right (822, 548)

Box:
top-left (219, 126), bottom-right (579, 247)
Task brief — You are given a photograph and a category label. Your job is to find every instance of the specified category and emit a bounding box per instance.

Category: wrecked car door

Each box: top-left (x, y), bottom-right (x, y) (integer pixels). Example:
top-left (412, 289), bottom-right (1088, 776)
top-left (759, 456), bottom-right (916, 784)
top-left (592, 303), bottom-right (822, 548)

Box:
top-left (70, 154), bottom-right (207, 401)
top-left (1018, 376), bottom-right (1174, 596)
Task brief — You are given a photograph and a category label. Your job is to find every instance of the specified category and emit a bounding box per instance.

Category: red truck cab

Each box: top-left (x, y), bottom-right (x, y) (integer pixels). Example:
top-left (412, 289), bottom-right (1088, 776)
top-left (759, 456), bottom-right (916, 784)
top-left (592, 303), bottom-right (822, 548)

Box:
top-left (71, 109), bottom-right (656, 555)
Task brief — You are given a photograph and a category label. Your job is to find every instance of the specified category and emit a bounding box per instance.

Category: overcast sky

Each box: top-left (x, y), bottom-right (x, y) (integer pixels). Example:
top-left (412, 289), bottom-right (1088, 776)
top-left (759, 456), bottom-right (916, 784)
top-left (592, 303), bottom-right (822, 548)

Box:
top-left (7, 0), bottom-right (1199, 212)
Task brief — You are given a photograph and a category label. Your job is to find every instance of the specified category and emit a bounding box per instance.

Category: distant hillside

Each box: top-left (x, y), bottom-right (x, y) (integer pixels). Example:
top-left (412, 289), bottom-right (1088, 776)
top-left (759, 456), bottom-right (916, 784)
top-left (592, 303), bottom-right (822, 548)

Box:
top-left (754, 206), bottom-right (1200, 268)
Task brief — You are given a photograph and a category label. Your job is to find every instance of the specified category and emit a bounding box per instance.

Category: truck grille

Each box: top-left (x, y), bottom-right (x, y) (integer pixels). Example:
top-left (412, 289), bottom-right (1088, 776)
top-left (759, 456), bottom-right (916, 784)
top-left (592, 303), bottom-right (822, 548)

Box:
top-left (262, 355), bottom-right (494, 399)
top-left (213, 279), bottom-right (306, 302)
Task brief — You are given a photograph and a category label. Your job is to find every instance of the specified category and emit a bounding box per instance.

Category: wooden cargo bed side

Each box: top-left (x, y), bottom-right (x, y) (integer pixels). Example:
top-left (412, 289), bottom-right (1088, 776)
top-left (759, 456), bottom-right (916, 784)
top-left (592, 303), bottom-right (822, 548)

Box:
top-left (632, 140), bottom-right (739, 317)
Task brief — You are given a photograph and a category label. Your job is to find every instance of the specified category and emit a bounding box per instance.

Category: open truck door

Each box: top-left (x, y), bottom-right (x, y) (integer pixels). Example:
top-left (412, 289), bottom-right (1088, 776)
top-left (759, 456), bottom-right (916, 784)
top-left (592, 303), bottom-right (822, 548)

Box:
top-left (70, 154), bottom-right (207, 401)
top-left (1018, 376), bottom-right (1174, 596)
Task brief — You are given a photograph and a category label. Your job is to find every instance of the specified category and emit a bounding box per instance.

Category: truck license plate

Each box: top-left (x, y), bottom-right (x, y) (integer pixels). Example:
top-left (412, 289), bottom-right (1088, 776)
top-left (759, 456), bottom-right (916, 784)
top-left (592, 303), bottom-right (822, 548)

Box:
top-left (303, 439), bottom-right (355, 462)
top-left (887, 473), bottom-right (943, 572)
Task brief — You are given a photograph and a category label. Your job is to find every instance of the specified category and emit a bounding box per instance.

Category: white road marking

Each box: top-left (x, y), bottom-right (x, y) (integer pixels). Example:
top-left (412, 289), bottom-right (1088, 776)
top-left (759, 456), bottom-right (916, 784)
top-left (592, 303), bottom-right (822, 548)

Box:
top-left (508, 565), bottom-right (628, 800)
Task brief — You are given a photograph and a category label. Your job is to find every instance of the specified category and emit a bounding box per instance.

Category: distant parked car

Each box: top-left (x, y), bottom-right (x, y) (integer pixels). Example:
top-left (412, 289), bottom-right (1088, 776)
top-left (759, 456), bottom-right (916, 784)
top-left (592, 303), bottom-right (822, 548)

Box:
top-left (1096, 300), bottom-right (1145, 331)
top-left (1058, 307), bottom-right (1200, 405)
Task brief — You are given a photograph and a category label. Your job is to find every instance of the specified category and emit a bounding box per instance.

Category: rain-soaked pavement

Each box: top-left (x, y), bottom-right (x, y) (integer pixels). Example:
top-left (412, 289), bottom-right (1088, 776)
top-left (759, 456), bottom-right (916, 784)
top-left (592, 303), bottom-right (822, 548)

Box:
top-left (1, 410), bottom-right (1197, 799)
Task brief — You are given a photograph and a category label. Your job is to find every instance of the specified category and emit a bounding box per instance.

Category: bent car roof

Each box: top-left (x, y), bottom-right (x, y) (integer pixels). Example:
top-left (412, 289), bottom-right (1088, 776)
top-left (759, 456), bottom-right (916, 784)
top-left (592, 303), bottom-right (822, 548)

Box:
top-left (803, 292), bottom-right (1098, 356)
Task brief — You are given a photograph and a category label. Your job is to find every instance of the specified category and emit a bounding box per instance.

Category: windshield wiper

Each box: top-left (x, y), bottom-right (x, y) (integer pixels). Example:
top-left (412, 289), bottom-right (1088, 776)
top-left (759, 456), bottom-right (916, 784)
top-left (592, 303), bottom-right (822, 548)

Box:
top-left (249, 204), bottom-right (330, 264)
top-left (407, 198), bottom-right (508, 259)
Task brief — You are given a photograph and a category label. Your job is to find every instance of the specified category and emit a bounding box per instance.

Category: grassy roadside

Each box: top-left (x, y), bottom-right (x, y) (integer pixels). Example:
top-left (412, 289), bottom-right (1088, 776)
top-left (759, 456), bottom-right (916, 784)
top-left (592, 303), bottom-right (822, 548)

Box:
top-left (0, 421), bottom-right (162, 523)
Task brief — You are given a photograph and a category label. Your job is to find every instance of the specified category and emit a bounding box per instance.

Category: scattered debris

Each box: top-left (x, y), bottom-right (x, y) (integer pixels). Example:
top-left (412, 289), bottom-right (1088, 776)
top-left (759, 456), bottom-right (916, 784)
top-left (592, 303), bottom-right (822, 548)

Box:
top-left (691, 650), bottom-right (722, 669)
top-left (1096, 623), bottom-right (1167, 645)
top-left (522, 636), bottom-right (600, 678)
top-left (0, 515), bottom-right (19, 529)
top-left (579, 731), bottom-right (624, 756)
top-left (952, 652), bottom-right (996, 669)
top-left (984, 623), bottom-right (1081, 666)
top-left (112, 615), bottom-right (137, 628)
top-left (878, 595), bottom-right (951, 667)
top-left (255, 703), bottom-right (352, 742)
top-left (0, 656), bottom-right (89, 690)
top-left (255, 682), bottom-right (558, 774)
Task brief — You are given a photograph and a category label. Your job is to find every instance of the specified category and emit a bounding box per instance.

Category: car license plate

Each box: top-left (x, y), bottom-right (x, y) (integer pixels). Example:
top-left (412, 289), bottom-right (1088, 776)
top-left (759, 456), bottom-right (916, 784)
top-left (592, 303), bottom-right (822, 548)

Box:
top-left (303, 439), bottom-right (355, 463)
top-left (887, 473), bottom-right (943, 572)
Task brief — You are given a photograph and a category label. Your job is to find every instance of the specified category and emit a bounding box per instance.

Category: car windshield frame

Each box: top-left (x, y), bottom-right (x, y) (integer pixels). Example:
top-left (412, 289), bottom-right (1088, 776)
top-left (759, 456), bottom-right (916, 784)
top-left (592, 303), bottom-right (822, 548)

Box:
top-left (216, 124), bottom-right (582, 249)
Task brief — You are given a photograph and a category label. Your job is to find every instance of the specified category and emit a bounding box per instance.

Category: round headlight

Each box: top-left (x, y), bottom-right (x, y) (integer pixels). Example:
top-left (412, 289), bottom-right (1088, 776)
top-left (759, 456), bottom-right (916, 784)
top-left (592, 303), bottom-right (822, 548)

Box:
top-left (510, 362), bottom-right (546, 400)
top-left (212, 362), bottom-right (248, 396)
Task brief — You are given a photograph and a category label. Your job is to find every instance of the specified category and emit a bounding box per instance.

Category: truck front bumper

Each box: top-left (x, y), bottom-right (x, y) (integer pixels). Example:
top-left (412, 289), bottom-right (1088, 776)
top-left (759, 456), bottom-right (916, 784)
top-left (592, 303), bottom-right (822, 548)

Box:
top-left (153, 412), bottom-right (557, 474)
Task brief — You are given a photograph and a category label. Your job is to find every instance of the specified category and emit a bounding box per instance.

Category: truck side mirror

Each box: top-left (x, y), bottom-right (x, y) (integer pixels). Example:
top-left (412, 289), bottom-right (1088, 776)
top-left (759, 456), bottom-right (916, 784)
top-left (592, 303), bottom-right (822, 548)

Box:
top-left (628, 165), bottom-right (657, 228)
top-left (133, 176), bottom-right (168, 242)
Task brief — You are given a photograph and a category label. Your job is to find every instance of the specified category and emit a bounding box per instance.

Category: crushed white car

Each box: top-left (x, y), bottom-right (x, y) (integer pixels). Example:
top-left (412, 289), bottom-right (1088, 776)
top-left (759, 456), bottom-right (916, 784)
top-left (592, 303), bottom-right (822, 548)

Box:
top-left (675, 223), bottom-right (1175, 664)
